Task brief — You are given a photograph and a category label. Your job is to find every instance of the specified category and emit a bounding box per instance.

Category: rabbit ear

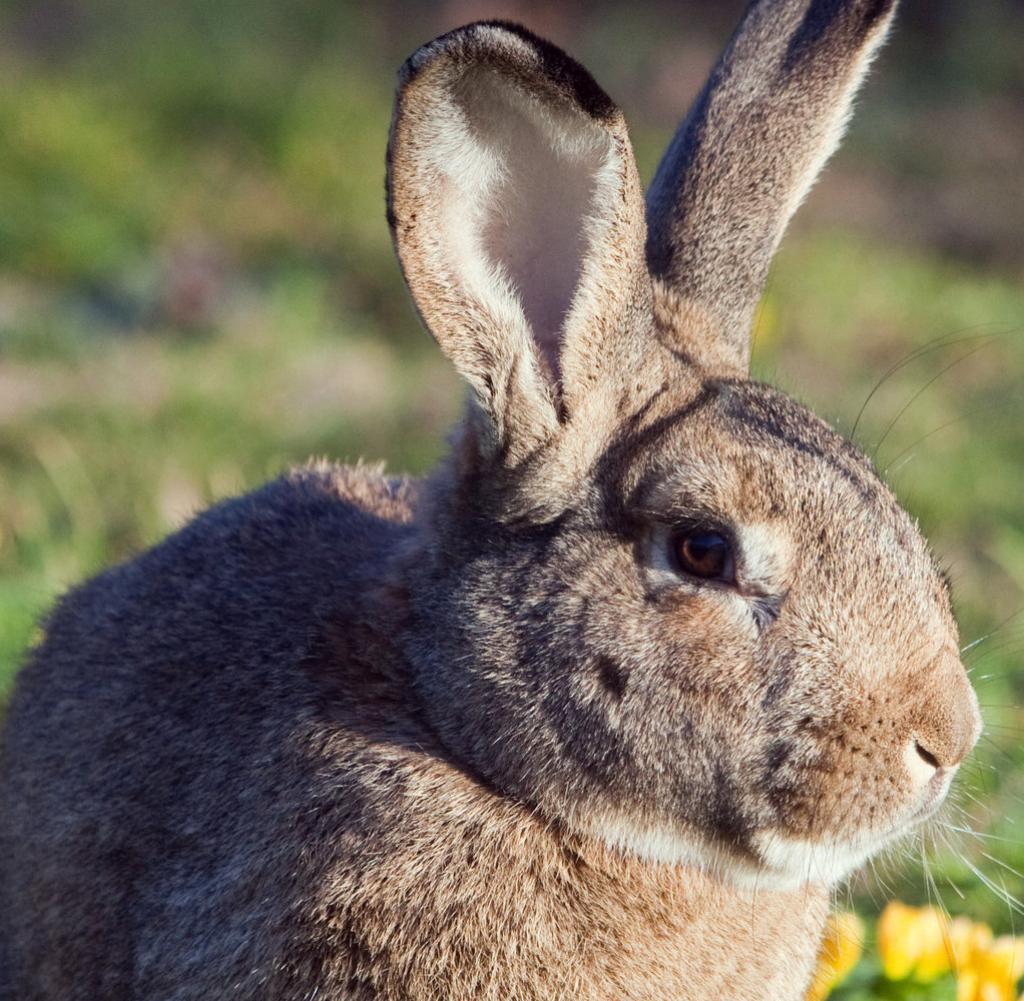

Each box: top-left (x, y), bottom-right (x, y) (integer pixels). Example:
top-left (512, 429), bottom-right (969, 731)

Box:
top-left (387, 22), bottom-right (651, 464)
top-left (646, 0), bottom-right (899, 373)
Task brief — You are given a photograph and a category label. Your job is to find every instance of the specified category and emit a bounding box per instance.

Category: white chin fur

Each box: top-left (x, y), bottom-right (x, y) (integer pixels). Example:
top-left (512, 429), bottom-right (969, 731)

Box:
top-left (750, 831), bottom-right (882, 888)
top-left (585, 811), bottom-right (914, 891)
top-left (582, 811), bottom-right (814, 891)
top-left (750, 780), bottom-right (956, 889)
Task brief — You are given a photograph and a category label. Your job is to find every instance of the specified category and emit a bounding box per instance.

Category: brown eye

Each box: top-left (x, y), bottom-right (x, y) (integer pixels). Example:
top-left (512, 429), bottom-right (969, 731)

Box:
top-left (673, 529), bottom-right (734, 582)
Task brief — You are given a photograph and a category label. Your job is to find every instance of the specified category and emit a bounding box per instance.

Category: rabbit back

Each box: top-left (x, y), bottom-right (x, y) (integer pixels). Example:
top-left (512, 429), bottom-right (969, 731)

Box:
top-left (0, 462), bottom-right (423, 999)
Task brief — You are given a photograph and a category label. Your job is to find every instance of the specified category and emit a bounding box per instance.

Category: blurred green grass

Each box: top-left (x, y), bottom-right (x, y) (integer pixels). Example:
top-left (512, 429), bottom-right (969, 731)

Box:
top-left (0, 1), bottom-right (1022, 986)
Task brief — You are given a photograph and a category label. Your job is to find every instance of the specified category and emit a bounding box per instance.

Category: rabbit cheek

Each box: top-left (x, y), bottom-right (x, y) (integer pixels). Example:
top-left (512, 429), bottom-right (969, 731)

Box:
top-left (774, 700), bottom-right (911, 843)
top-left (661, 598), bottom-right (764, 694)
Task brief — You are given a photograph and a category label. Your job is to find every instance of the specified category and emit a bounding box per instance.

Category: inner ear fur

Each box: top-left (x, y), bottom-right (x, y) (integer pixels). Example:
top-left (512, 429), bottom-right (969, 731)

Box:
top-left (387, 22), bottom-right (652, 466)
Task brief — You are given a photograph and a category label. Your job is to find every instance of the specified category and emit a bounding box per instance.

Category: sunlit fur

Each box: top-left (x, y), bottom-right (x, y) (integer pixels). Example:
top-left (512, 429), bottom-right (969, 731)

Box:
top-left (414, 374), bottom-right (980, 894)
top-left (0, 6), bottom-right (982, 1001)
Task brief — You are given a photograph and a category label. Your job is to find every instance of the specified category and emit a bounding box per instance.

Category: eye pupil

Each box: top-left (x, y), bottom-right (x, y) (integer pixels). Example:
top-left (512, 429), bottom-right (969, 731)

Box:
top-left (675, 530), bottom-right (732, 580)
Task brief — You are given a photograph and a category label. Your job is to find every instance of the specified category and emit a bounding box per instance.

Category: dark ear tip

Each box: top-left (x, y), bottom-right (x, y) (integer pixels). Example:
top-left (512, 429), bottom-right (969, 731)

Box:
top-left (397, 20), bottom-right (618, 123)
top-left (805, 0), bottom-right (901, 38)
top-left (861, 0), bottom-right (899, 22)
top-left (783, 0), bottom-right (898, 71)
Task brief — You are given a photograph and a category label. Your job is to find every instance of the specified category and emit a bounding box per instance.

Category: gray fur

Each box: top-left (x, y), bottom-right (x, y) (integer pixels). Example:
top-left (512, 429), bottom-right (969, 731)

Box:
top-left (0, 8), bottom-right (980, 1001)
top-left (646, 0), bottom-right (898, 369)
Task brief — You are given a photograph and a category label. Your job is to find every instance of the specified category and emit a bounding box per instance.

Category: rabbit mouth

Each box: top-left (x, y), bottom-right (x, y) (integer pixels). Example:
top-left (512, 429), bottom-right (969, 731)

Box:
top-left (906, 766), bottom-right (955, 825)
top-left (751, 772), bottom-right (957, 889)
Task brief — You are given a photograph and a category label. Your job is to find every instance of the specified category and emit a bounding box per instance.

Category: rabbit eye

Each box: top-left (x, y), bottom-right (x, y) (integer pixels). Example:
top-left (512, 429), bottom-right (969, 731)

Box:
top-left (672, 528), bottom-right (734, 582)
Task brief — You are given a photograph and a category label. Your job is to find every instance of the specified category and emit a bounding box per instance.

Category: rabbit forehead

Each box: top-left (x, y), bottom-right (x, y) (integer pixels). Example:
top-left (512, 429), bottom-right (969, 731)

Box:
top-left (633, 380), bottom-right (907, 535)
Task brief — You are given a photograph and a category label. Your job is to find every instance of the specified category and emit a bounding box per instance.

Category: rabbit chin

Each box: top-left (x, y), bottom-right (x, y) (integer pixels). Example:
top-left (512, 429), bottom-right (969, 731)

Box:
top-left (752, 767), bottom-right (960, 888)
top-left (583, 811), bottom-right (910, 891)
top-left (748, 830), bottom-right (901, 890)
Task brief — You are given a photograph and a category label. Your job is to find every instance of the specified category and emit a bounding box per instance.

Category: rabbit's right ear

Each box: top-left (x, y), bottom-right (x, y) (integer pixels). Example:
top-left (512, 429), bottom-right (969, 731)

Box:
top-left (387, 22), bottom-right (652, 465)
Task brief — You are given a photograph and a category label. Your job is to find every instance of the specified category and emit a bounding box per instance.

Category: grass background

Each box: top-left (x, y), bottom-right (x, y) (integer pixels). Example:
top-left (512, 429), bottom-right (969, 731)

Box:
top-left (1, 1), bottom-right (1022, 994)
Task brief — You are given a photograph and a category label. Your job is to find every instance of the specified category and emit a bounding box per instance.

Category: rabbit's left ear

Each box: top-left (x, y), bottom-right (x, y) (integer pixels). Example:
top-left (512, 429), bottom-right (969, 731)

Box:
top-left (387, 22), bottom-right (652, 465)
top-left (646, 0), bottom-right (899, 374)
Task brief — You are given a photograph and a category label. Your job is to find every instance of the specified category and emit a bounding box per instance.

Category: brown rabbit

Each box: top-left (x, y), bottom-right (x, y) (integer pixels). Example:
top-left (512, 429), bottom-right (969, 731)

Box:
top-left (0, 2), bottom-right (982, 999)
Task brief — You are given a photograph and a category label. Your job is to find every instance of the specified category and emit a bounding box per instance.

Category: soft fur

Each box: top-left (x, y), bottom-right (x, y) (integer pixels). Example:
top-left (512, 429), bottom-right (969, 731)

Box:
top-left (0, 5), bottom-right (980, 1001)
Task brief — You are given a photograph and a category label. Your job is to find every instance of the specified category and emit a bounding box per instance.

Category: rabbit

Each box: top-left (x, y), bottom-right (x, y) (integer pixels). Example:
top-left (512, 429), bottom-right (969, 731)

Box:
top-left (0, 2), bottom-right (983, 999)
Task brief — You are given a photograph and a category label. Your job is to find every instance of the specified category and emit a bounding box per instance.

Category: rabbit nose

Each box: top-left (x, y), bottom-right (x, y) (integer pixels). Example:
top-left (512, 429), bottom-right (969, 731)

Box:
top-left (905, 653), bottom-right (981, 776)
top-left (914, 739), bottom-right (940, 771)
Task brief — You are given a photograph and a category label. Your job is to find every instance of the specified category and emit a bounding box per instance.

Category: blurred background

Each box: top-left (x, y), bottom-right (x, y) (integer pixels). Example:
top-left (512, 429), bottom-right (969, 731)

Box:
top-left (0, 0), bottom-right (1022, 993)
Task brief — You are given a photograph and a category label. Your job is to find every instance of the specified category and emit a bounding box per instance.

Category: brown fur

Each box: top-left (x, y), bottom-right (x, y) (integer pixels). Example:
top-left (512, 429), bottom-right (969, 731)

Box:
top-left (0, 7), bottom-right (980, 1001)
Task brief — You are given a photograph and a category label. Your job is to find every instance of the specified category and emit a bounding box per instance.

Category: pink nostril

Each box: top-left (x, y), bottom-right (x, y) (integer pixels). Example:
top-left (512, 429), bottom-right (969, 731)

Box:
top-left (914, 740), bottom-right (941, 771)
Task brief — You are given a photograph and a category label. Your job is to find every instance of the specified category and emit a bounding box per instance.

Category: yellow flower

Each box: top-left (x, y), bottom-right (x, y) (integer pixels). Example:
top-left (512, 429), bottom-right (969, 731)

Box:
top-left (877, 901), bottom-right (951, 982)
top-left (958, 967), bottom-right (1016, 1001)
top-left (948, 916), bottom-right (995, 973)
top-left (956, 935), bottom-right (1024, 1001)
top-left (936, 915), bottom-right (1024, 1001)
top-left (806, 911), bottom-right (865, 1001)
top-left (877, 901), bottom-right (920, 979)
top-left (815, 901), bottom-right (1023, 1001)
top-left (982, 937), bottom-right (1024, 983)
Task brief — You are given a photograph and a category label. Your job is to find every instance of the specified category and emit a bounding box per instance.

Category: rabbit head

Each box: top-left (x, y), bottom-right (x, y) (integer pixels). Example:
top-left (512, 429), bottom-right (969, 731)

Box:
top-left (386, 6), bottom-right (981, 890)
